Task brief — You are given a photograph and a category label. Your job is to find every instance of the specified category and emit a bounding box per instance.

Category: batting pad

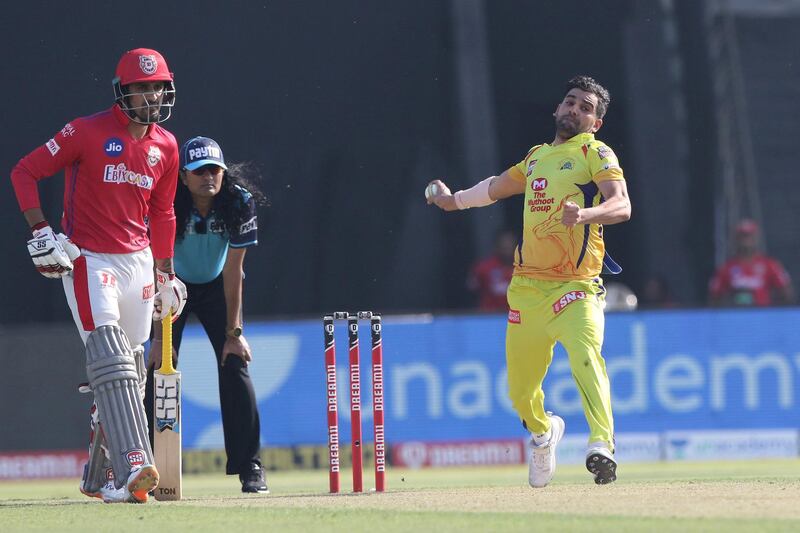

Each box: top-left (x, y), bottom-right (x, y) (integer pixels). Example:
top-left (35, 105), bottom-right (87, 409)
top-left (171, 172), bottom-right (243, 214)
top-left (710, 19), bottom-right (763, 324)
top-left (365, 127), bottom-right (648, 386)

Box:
top-left (86, 326), bottom-right (154, 487)
top-left (132, 345), bottom-right (147, 404)
top-left (81, 412), bottom-right (113, 494)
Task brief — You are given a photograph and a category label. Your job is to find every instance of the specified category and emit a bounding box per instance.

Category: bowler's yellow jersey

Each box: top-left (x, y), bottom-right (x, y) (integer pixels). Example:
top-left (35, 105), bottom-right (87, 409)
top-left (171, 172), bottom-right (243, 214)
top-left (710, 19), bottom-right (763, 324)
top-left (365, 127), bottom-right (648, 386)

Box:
top-left (508, 132), bottom-right (624, 280)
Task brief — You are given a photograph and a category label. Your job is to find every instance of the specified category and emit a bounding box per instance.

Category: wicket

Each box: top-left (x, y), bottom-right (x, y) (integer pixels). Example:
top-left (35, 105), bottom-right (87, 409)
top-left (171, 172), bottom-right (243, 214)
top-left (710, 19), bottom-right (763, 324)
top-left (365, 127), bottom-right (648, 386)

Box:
top-left (323, 311), bottom-right (386, 493)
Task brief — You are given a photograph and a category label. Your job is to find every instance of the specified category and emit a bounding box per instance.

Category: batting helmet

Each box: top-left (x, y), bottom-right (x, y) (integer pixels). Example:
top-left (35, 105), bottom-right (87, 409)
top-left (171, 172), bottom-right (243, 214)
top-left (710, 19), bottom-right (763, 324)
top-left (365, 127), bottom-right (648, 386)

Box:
top-left (112, 48), bottom-right (176, 124)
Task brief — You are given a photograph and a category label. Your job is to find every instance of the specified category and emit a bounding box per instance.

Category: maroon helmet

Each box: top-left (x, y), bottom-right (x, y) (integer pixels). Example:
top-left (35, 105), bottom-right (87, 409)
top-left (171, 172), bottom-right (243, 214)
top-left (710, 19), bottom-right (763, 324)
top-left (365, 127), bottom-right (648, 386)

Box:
top-left (112, 48), bottom-right (175, 124)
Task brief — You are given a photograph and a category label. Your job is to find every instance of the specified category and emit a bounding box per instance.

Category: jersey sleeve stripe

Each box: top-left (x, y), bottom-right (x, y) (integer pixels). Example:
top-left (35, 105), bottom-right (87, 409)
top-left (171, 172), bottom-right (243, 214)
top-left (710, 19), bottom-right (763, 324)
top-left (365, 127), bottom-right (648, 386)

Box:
top-left (229, 240), bottom-right (257, 248)
top-left (593, 168), bottom-right (624, 183)
top-left (575, 224), bottom-right (591, 269)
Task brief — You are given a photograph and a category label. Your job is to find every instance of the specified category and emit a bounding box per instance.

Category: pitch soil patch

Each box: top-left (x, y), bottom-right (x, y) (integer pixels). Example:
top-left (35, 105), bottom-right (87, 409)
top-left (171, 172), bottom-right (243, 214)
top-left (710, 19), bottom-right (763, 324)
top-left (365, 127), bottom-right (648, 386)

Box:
top-left (190, 481), bottom-right (800, 520)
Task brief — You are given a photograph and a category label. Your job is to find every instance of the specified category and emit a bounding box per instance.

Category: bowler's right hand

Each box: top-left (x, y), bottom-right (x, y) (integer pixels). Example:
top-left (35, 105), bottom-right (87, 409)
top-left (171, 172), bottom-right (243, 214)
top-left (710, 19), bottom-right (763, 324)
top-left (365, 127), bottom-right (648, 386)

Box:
top-left (424, 179), bottom-right (458, 211)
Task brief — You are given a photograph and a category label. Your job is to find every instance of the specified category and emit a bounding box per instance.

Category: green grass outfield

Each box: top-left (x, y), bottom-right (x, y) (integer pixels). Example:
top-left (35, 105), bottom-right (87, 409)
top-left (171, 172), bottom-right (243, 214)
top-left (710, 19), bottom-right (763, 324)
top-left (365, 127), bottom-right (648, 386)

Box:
top-left (2, 459), bottom-right (799, 532)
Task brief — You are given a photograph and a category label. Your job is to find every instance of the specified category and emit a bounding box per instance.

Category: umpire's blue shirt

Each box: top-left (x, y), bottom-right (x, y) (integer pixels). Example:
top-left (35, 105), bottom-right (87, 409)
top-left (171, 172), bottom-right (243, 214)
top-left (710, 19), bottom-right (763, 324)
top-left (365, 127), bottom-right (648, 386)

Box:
top-left (174, 186), bottom-right (258, 284)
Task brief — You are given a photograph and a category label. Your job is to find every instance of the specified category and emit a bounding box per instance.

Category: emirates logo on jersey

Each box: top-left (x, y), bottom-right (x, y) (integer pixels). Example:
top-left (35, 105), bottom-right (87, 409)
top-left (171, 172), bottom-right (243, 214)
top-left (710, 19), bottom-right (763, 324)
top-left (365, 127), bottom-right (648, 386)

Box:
top-left (139, 55), bottom-right (158, 75)
top-left (531, 178), bottom-right (548, 191)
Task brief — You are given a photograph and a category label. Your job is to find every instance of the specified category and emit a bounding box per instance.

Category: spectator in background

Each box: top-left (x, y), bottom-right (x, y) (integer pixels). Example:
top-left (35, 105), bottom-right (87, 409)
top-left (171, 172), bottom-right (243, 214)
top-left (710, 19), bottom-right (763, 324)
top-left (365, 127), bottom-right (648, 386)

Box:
top-left (467, 228), bottom-right (517, 311)
top-left (709, 219), bottom-right (794, 307)
top-left (603, 282), bottom-right (638, 311)
top-left (639, 274), bottom-right (678, 309)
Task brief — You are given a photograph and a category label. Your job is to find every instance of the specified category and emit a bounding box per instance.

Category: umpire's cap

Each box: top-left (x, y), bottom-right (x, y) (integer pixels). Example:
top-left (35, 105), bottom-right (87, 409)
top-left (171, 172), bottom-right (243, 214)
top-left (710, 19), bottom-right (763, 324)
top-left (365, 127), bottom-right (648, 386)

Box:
top-left (181, 137), bottom-right (228, 171)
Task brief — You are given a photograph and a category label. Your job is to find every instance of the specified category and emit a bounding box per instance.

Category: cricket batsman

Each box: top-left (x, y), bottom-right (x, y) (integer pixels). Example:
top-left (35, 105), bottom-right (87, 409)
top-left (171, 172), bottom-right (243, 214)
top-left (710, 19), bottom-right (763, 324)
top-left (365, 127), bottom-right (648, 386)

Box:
top-left (426, 75), bottom-right (631, 487)
top-left (10, 48), bottom-right (188, 503)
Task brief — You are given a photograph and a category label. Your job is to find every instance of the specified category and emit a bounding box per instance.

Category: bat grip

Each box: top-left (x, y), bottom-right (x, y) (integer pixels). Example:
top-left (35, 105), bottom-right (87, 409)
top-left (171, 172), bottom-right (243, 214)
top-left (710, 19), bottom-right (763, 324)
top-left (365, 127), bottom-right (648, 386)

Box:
top-left (160, 310), bottom-right (175, 373)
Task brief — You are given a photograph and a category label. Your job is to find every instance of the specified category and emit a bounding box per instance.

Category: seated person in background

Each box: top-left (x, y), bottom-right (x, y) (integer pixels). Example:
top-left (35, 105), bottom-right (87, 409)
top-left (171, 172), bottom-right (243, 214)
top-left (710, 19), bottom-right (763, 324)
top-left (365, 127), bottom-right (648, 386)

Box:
top-left (467, 228), bottom-right (517, 311)
top-left (709, 219), bottom-right (794, 307)
top-left (639, 274), bottom-right (678, 309)
top-left (603, 282), bottom-right (638, 312)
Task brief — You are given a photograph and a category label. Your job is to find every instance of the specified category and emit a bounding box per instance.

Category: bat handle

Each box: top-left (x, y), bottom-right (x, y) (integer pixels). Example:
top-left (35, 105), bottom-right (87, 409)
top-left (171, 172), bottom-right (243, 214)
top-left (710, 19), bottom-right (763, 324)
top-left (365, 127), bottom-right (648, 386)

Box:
top-left (161, 310), bottom-right (174, 373)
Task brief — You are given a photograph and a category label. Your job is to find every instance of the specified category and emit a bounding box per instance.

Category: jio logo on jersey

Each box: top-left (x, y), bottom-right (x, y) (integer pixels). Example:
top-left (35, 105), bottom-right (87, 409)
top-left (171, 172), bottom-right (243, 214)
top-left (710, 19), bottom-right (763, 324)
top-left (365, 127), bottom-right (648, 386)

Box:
top-left (531, 178), bottom-right (548, 191)
top-left (104, 137), bottom-right (124, 157)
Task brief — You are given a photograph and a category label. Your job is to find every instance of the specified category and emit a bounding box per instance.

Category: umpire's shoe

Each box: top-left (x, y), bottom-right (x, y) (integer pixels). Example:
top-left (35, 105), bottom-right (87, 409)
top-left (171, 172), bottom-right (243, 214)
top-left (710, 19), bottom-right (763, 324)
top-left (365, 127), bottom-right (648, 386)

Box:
top-left (240, 461), bottom-right (269, 494)
top-left (586, 444), bottom-right (617, 485)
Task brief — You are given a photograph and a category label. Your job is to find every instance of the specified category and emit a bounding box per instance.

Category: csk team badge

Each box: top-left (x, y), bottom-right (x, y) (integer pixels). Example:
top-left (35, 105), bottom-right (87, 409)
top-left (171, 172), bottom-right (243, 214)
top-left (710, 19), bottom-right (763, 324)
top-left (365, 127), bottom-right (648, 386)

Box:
top-left (147, 146), bottom-right (162, 167)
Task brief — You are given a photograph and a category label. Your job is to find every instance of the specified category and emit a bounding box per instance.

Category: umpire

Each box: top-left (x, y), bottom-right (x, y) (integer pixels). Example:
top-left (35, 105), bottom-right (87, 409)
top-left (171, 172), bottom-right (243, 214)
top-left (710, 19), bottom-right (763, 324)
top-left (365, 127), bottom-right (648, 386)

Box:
top-left (145, 136), bottom-right (268, 493)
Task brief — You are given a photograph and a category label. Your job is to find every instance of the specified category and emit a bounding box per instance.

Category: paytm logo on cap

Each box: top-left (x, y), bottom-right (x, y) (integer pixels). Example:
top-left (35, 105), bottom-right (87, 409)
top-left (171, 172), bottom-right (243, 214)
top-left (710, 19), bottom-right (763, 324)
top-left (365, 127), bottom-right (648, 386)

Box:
top-left (189, 145), bottom-right (221, 161)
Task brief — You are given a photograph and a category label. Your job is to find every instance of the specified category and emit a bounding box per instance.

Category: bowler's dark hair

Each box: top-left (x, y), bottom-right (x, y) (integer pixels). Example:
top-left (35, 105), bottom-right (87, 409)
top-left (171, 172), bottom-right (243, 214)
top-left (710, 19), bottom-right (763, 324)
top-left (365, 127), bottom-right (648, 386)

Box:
top-left (175, 162), bottom-right (267, 240)
top-left (565, 75), bottom-right (611, 118)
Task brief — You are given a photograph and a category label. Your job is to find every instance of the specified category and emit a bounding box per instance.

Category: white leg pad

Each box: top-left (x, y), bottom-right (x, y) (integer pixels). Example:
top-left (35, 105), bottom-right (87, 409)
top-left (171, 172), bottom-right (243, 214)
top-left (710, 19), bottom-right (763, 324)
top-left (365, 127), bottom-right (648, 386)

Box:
top-left (80, 402), bottom-right (115, 496)
top-left (132, 345), bottom-right (147, 404)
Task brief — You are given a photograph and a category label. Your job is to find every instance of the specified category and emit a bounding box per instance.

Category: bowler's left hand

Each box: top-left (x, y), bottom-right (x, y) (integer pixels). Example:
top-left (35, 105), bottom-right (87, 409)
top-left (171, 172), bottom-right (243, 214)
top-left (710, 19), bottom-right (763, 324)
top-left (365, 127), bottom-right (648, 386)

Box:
top-left (562, 201), bottom-right (583, 227)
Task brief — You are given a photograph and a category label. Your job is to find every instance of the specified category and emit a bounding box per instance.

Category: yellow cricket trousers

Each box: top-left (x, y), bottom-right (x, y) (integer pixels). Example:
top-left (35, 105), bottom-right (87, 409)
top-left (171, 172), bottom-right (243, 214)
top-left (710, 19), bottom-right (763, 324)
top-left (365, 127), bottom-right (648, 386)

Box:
top-left (505, 275), bottom-right (614, 449)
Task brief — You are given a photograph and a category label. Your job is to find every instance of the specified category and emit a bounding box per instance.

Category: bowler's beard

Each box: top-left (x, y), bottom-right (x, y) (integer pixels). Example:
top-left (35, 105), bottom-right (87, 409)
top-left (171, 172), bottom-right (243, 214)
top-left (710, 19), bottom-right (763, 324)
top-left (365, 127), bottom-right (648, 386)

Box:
top-left (555, 115), bottom-right (581, 139)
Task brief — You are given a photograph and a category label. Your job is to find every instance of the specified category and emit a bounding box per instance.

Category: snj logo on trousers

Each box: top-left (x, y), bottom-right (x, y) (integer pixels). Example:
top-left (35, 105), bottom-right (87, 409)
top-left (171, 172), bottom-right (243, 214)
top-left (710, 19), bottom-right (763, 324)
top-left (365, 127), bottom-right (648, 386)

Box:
top-left (552, 290), bottom-right (587, 314)
top-left (508, 309), bottom-right (521, 324)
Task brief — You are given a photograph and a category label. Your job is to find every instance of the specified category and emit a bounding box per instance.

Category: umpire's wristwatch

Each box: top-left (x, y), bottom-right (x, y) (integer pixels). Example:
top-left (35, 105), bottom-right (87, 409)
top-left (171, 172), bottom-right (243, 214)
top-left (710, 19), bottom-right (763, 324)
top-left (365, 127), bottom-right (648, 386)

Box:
top-left (226, 325), bottom-right (243, 338)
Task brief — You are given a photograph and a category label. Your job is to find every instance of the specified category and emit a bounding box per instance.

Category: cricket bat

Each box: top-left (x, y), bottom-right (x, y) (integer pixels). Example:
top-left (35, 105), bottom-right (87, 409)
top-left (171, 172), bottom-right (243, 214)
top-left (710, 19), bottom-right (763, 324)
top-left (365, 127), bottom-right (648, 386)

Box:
top-left (154, 310), bottom-right (182, 500)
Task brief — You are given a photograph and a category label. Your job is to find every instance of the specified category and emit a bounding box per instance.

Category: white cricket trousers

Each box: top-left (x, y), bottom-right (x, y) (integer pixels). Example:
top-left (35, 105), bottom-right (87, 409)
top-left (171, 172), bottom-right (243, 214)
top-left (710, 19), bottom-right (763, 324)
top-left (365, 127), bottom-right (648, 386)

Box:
top-left (62, 248), bottom-right (155, 346)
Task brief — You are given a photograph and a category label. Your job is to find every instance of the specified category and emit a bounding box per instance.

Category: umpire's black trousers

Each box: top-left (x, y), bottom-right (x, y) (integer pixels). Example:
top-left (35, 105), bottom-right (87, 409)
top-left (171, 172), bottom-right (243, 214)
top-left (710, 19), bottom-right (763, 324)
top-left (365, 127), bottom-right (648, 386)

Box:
top-left (145, 273), bottom-right (262, 475)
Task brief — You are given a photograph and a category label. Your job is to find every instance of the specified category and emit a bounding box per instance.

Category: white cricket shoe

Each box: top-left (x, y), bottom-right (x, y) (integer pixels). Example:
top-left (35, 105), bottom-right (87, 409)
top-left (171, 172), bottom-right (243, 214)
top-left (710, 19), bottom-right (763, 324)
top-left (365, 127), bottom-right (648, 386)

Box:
top-left (528, 413), bottom-right (565, 488)
top-left (79, 467), bottom-right (120, 501)
top-left (586, 442), bottom-right (617, 485)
